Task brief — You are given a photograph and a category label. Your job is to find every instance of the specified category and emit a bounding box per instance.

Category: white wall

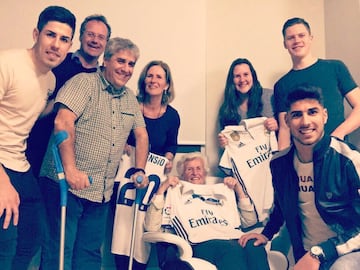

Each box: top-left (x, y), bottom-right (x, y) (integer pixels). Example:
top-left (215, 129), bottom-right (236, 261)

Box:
top-left (1, 0), bottom-right (329, 175)
top-left (324, 0), bottom-right (360, 147)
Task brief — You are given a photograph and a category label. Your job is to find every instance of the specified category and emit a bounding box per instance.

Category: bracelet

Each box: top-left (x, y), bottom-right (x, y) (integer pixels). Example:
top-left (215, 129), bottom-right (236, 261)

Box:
top-left (133, 168), bottom-right (145, 174)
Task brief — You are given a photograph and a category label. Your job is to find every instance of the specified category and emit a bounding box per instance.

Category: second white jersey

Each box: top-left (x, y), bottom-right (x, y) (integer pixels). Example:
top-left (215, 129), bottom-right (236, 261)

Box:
top-left (219, 117), bottom-right (278, 222)
top-left (111, 151), bottom-right (168, 263)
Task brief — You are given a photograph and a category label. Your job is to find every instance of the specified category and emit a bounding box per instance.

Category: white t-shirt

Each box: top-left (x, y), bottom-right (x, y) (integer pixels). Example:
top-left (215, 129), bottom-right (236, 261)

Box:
top-left (294, 155), bottom-right (336, 250)
top-left (0, 49), bottom-right (55, 171)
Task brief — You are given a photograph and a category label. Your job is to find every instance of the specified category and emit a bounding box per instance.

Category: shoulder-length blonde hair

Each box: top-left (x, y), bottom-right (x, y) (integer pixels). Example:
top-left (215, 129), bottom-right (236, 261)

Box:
top-left (137, 60), bottom-right (175, 105)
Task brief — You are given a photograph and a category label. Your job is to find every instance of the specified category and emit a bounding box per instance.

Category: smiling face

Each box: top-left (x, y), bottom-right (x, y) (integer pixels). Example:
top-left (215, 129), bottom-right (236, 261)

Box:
top-left (145, 65), bottom-right (169, 97)
top-left (182, 158), bottom-right (207, 185)
top-left (103, 49), bottom-right (136, 89)
top-left (32, 21), bottom-right (73, 71)
top-left (80, 20), bottom-right (108, 59)
top-left (233, 63), bottom-right (253, 94)
top-left (285, 98), bottom-right (327, 148)
top-left (283, 23), bottom-right (313, 60)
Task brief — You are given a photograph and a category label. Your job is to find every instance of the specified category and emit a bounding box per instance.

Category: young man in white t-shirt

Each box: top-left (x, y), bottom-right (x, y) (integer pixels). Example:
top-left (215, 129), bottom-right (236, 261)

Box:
top-left (0, 6), bottom-right (75, 269)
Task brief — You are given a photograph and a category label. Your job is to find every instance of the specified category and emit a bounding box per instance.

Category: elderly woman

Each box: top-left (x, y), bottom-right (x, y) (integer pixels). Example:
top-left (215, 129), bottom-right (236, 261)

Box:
top-left (144, 152), bottom-right (270, 270)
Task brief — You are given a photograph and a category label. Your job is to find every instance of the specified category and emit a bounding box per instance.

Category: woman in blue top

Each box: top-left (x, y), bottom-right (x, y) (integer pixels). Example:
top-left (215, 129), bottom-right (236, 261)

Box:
top-left (116, 61), bottom-right (180, 270)
top-left (127, 60), bottom-right (180, 174)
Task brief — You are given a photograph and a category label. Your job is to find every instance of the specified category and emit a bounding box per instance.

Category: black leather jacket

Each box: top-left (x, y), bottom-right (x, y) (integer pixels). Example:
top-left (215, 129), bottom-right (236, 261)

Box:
top-left (262, 135), bottom-right (360, 263)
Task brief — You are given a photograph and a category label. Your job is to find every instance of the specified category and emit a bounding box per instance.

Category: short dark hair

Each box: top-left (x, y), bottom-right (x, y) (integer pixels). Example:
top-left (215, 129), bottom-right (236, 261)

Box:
top-left (37, 6), bottom-right (76, 39)
top-left (285, 84), bottom-right (324, 111)
top-left (79, 14), bottom-right (111, 40)
top-left (282, 17), bottom-right (311, 38)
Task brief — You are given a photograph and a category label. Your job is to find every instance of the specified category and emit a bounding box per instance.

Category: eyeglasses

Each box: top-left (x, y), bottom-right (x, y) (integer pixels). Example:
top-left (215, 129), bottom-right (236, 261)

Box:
top-left (84, 31), bottom-right (107, 42)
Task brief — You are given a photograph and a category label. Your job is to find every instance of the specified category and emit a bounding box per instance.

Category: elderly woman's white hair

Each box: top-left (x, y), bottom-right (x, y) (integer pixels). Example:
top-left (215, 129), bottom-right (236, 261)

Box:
top-left (176, 152), bottom-right (210, 177)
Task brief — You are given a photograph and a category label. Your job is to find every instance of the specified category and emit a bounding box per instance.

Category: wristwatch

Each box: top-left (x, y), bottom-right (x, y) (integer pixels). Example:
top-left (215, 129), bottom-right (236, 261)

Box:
top-left (310, 246), bottom-right (325, 263)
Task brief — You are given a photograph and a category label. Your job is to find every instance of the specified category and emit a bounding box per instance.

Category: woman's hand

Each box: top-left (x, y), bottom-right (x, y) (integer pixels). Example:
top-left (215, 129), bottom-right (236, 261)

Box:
top-left (218, 133), bottom-right (229, 148)
top-left (224, 176), bottom-right (247, 199)
top-left (164, 160), bottom-right (173, 175)
top-left (223, 176), bottom-right (237, 190)
top-left (156, 176), bottom-right (179, 195)
top-left (123, 143), bottom-right (132, 156)
top-left (164, 152), bottom-right (174, 175)
top-left (264, 117), bottom-right (279, 132)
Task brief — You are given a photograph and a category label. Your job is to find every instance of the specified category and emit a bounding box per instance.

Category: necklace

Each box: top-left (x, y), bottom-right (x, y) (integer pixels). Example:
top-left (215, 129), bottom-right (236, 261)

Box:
top-left (142, 103), bottom-right (162, 118)
top-left (295, 150), bottom-right (313, 163)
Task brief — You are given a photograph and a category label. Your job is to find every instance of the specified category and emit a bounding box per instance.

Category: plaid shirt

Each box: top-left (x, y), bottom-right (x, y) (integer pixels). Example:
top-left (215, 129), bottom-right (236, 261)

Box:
top-left (40, 72), bottom-right (145, 202)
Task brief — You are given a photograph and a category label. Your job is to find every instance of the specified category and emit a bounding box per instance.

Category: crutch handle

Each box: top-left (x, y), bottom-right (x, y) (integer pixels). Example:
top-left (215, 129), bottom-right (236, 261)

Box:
top-left (53, 131), bottom-right (93, 207)
top-left (53, 131), bottom-right (69, 207)
top-left (135, 175), bottom-right (143, 184)
top-left (133, 174), bottom-right (146, 204)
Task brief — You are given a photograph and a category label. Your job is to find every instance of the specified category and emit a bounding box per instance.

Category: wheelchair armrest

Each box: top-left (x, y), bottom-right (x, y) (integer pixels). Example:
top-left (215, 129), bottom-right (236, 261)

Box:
top-left (142, 232), bottom-right (193, 260)
top-left (267, 250), bottom-right (289, 270)
top-left (142, 232), bottom-right (218, 270)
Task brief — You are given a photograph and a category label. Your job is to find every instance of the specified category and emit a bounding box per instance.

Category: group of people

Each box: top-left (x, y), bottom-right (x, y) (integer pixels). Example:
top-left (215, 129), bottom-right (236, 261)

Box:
top-left (0, 5), bottom-right (180, 270)
top-left (215, 17), bottom-right (360, 270)
top-left (0, 5), bottom-right (359, 270)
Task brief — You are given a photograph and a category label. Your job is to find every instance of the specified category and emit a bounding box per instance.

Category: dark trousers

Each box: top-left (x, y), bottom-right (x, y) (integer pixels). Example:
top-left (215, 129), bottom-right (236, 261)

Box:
top-left (39, 178), bottom-right (109, 270)
top-left (192, 239), bottom-right (270, 270)
top-left (0, 168), bottom-right (45, 270)
top-left (157, 238), bottom-right (269, 270)
top-left (114, 254), bottom-right (147, 270)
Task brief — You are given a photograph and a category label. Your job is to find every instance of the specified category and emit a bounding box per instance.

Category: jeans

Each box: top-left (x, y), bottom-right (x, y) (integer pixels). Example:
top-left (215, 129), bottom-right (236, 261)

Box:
top-left (0, 168), bottom-right (45, 270)
top-left (40, 178), bottom-right (109, 270)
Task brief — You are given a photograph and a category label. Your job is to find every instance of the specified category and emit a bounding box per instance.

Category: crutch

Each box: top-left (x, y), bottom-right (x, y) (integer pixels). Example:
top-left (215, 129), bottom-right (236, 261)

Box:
top-left (52, 130), bottom-right (69, 270)
top-left (128, 175), bottom-right (147, 270)
top-left (52, 131), bottom-right (93, 270)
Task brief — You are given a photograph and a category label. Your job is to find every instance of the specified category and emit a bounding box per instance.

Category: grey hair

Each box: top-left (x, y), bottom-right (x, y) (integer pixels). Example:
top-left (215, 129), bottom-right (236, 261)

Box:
top-left (176, 152), bottom-right (210, 177)
top-left (104, 37), bottom-right (140, 61)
